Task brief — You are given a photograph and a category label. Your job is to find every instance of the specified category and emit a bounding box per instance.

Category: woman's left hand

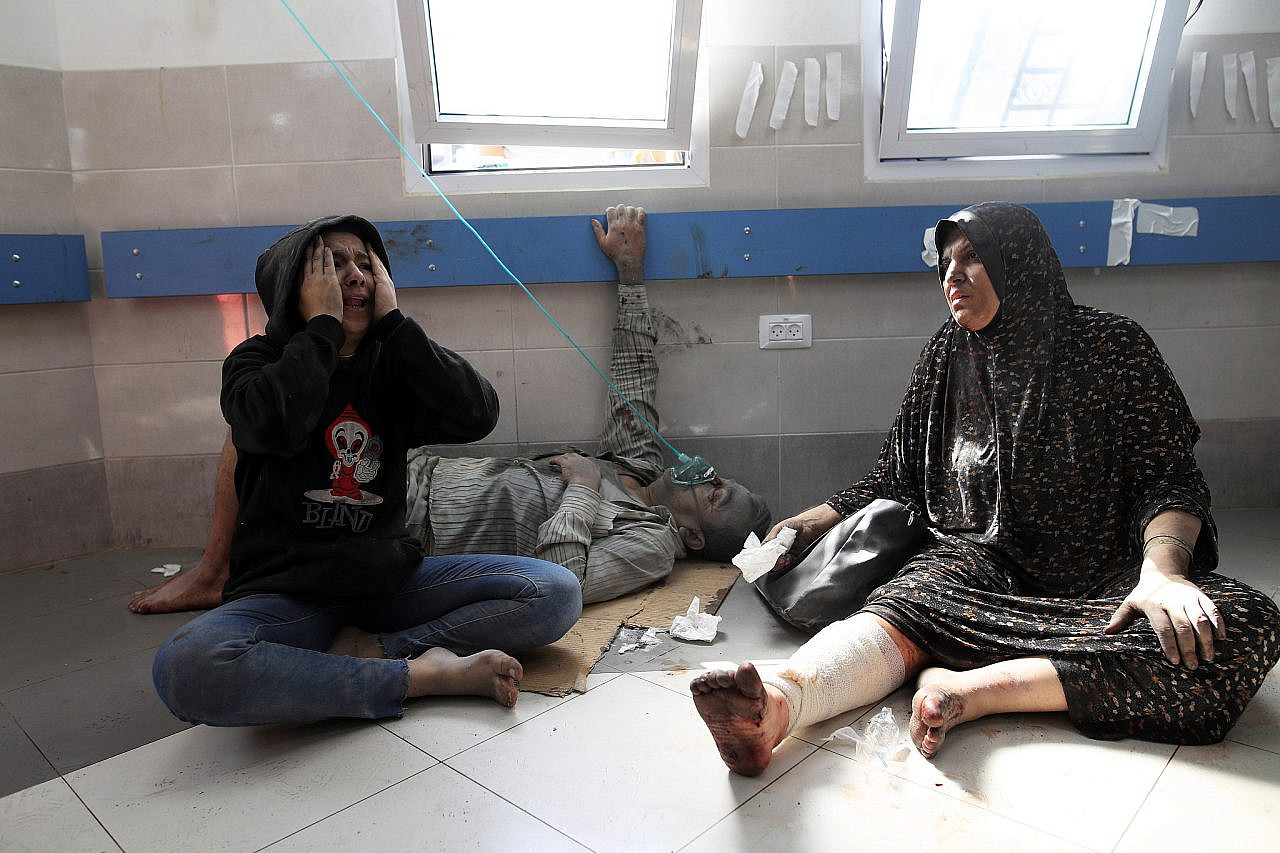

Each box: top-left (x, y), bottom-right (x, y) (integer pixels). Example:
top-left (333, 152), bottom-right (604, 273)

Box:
top-left (367, 243), bottom-right (398, 322)
top-left (1105, 568), bottom-right (1226, 669)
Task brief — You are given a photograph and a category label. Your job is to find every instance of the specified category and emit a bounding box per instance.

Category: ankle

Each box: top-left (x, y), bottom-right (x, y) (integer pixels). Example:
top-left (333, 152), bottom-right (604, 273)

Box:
top-left (762, 685), bottom-right (792, 746)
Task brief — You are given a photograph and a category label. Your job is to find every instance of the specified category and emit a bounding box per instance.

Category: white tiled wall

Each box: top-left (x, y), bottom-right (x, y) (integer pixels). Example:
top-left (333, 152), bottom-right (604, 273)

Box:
top-left (0, 0), bottom-right (1277, 570)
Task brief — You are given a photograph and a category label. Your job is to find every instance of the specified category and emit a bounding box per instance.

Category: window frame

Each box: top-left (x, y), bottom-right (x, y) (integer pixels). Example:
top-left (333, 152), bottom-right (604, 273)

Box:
top-left (864, 0), bottom-right (1188, 178)
top-left (395, 0), bottom-right (704, 151)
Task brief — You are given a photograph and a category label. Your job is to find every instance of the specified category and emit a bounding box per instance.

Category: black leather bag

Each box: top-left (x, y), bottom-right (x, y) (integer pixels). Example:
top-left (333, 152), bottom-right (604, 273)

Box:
top-left (753, 498), bottom-right (926, 633)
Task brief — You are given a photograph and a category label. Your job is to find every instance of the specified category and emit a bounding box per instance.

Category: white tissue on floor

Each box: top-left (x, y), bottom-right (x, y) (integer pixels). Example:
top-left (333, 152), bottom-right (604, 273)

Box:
top-left (732, 526), bottom-right (798, 583)
top-left (670, 596), bottom-right (721, 642)
top-left (150, 563), bottom-right (182, 577)
top-left (823, 706), bottom-right (912, 767)
top-left (616, 627), bottom-right (663, 655)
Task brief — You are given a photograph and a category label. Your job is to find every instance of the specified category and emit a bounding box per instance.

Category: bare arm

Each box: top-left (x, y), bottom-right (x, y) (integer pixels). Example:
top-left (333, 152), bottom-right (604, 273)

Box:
top-left (591, 206), bottom-right (664, 468)
top-left (1105, 508), bottom-right (1225, 668)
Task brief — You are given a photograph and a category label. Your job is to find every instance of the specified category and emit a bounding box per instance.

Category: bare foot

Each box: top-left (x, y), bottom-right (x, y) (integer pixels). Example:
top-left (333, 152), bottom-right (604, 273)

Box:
top-left (690, 662), bottom-right (790, 777)
top-left (328, 626), bottom-right (384, 658)
top-left (407, 647), bottom-right (523, 708)
top-left (910, 667), bottom-right (967, 759)
top-left (128, 558), bottom-right (227, 614)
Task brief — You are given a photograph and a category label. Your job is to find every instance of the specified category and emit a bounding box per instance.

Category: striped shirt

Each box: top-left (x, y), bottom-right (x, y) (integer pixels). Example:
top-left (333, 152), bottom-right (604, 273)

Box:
top-left (404, 285), bottom-right (684, 604)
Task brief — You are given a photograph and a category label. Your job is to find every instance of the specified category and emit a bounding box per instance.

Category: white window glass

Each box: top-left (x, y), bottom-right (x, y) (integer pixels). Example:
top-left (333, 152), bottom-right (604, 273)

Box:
top-left (879, 0), bottom-right (1189, 159)
top-left (397, 0), bottom-right (702, 151)
top-left (428, 0), bottom-right (674, 125)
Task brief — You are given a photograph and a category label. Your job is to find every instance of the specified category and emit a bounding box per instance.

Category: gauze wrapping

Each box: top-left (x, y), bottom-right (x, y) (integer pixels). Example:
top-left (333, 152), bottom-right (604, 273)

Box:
top-left (761, 618), bottom-right (905, 734)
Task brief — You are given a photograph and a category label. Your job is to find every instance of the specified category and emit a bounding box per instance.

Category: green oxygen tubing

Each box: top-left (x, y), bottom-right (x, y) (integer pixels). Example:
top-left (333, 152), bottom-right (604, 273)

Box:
top-left (276, 0), bottom-right (717, 487)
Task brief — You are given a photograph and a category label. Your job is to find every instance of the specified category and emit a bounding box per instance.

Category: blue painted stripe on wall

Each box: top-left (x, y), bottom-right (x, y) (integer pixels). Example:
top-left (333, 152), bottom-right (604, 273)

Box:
top-left (0, 235), bottom-right (89, 305)
top-left (97, 196), bottom-right (1278, 298)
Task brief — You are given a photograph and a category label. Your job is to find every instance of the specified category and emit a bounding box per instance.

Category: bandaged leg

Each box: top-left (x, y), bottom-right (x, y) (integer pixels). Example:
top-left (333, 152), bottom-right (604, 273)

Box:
top-left (761, 615), bottom-right (906, 734)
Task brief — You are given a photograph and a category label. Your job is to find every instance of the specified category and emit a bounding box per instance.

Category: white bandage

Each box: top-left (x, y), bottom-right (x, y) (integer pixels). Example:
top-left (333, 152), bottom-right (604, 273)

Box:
top-left (761, 618), bottom-right (905, 734)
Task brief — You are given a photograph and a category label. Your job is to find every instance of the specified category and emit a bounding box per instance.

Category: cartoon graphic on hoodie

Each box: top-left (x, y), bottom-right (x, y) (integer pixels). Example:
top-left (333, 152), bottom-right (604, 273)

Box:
top-left (304, 404), bottom-right (384, 505)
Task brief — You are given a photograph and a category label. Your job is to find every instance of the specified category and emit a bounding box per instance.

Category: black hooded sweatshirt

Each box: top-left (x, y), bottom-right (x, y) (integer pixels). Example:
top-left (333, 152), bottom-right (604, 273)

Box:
top-left (220, 214), bottom-right (499, 601)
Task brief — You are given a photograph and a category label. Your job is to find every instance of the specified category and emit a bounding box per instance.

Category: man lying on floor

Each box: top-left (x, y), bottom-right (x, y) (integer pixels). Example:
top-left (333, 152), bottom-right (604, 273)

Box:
top-left (132, 204), bottom-right (772, 618)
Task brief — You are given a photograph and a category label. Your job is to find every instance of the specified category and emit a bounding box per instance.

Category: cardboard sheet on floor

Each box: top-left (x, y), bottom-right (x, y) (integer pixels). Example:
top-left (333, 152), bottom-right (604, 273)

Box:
top-left (516, 560), bottom-right (740, 696)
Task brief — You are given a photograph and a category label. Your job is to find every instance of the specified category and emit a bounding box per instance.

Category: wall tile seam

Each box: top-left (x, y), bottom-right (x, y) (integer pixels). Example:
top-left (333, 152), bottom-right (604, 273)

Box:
top-left (91, 359), bottom-right (224, 369)
top-left (223, 66), bottom-right (241, 224)
top-left (231, 156), bottom-right (405, 170)
top-left (70, 165), bottom-right (234, 178)
top-left (0, 458), bottom-right (107, 475)
top-left (0, 364), bottom-right (97, 377)
top-left (0, 167), bottom-right (73, 176)
top-left (57, 56), bottom-right (399, 73)
top-left (1199, 416), bottom-right (1280, 425)
top-left (103, 452), bottom-right (221, 462)
top-left (1152, 323), bottom-right (1280, 334)
top-left (1169, 128), bottom-right (1280, 137)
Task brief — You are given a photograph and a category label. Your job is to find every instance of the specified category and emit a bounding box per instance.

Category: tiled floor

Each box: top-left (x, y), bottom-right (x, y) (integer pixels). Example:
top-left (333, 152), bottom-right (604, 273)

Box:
top-left (2, 510), bottom-right (1277, 852)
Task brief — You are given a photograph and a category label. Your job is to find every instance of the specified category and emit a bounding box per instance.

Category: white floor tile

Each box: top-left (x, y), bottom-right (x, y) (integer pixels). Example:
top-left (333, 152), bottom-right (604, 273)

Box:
top-left (1216, 508), bottom-right (1280, 542)
top-left (0, 777), bottom-right (122, 853)
top-left (447, 673), bottom-right (817, 851)
top-left (1217, 531), bottom-right (1280, 597)
top-left (66, 720), bottom-right (435, 852)
top-left (685, 748), bottom-right (1087, 853)
top-left (1227, 664), bottom-right (1280, 754)
top-left (1116, 740), bottom-right (1280, 851)
top-left (261, 763), bottom-right (586, 852)
top-left (381, 673), bottom-right (620, 760)
top-left (819, 687), bottom-right (1176, 851)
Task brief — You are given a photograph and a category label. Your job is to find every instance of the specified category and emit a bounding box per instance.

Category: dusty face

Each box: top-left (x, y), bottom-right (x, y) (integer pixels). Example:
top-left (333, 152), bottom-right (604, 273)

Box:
top-left (663, 471), bottom-right (752, 532)
top-left (940, 232), bottom-right (1000, 332)
top-left (322, 230), bottom-right (374, 355)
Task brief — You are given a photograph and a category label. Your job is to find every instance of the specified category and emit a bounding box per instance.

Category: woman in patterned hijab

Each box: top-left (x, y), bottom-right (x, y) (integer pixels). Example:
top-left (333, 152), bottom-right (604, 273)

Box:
top-left (692, 202), bottom-right (1279, 776)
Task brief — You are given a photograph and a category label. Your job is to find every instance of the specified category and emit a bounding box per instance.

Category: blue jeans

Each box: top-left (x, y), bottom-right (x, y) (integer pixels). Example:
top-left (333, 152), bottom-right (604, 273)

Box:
top-left (153, 554), bottom-right (582, 726)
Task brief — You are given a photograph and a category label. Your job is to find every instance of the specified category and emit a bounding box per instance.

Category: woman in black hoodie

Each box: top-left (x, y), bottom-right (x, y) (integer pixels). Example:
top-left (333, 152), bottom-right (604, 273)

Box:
top-left (152, 215), bottom-right (582, 725)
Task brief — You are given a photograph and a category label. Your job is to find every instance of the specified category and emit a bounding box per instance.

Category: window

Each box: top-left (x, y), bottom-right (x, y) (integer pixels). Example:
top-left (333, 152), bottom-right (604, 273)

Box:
top-left (395, 0), bottom-right (705, 188)
top-left (869, 0), bottom-right (1190, 169)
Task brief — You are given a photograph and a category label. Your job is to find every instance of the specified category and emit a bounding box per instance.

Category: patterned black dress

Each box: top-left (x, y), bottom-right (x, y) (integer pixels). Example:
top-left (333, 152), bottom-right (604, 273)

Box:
top-left (833, 202), bottom-right (1279, 744)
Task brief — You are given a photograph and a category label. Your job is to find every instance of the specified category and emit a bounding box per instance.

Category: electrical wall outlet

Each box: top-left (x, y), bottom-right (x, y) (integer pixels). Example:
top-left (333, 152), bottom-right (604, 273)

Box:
top-left (759, 314), bottom-right (812, 349)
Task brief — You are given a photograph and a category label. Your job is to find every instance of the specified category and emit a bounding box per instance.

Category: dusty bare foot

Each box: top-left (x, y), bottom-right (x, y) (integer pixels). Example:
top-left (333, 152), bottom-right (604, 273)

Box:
top-left (328, 626), bottom-right (384, 658)
top-left (910, 667), bottom-right (968, 759)
top-left (690, 662), bottom-right (790, 777)
top-left (407, 647), bottom-right (523, 708)
top-left (128, 557), bottom-right (227, 614)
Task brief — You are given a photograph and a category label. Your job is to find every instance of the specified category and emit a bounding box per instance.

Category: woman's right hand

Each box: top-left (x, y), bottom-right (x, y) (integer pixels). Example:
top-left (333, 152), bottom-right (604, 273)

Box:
top-left (765, 503), bottom-right (843, 573)
top-left (299, 236), bottom-right (342, 323)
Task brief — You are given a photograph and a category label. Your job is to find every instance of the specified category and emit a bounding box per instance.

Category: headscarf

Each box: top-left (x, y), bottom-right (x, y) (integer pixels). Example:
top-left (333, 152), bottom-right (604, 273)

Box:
top-left (925, 202), bottom-right (1075, 542)
top-left (254, 214), bottom-right (390, 346)
top-left (832, 201), bottom-right (1215, 593)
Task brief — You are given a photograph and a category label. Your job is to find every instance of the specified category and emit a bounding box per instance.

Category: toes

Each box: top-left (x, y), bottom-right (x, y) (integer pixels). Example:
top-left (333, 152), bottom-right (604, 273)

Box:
top-left (692, 669), bottom-right (738, 693)
top-left (734, 662), bottom-right (764, 699)
top-left (918, 693), bottom-right (946, 728)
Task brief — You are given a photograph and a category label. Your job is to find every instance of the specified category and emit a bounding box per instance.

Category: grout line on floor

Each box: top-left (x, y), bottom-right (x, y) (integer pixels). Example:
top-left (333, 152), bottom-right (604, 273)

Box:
top-left (436, 761), bottom-right (597, 852)
top-left (1103, 745), bottom-right (1178, 853)
top-left (250, 765), bottom-right (437, 853)
top-left (376, 689), bottom-right (578, 764)
top-left (63, 775), bottom-right (126, 853)
top-left (674, 739), bottom-right (823, 852)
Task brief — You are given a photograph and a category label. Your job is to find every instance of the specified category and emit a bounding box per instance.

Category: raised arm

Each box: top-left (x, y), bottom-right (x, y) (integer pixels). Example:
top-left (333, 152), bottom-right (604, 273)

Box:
top-left (222, 238), bottom-right (345, 456)
top-left (591, 205), bottom-right (664, 469)
top-left (364, 246), bottom-right (499, 445)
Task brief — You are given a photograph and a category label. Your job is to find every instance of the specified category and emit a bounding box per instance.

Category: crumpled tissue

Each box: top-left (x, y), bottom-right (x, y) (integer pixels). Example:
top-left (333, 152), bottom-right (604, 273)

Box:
top-left (732, 526), bottom-right (797, 583)
top-left (150, 563), bottom-right (182, 577)
top-left (823, 706), bottom-right (912, 768)
top-left (670, 596), bottom-right (721, 642)
top-left (616, 627), bottom-right (663, 655)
